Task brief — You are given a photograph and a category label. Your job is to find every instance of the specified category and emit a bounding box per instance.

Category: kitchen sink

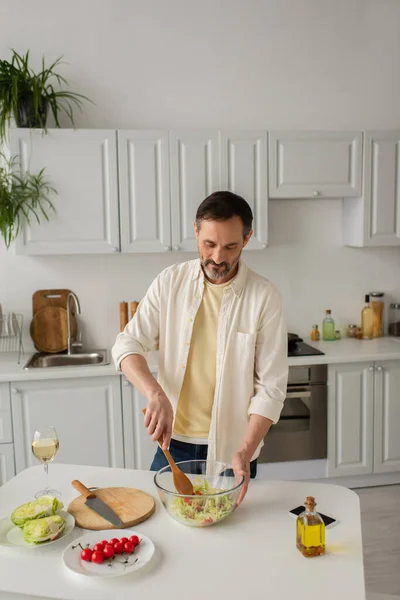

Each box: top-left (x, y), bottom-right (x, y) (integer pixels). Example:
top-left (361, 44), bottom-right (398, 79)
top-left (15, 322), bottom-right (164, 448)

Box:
top-left (24, 350), bottom-right (111, 369)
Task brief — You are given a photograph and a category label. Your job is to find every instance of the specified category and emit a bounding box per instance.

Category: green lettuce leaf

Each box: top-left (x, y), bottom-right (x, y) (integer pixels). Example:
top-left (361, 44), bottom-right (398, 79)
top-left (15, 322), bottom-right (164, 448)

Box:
top-left (10, 496), bottom-right (63, 527)
top-left (23, 514), bottom-right (66, 544)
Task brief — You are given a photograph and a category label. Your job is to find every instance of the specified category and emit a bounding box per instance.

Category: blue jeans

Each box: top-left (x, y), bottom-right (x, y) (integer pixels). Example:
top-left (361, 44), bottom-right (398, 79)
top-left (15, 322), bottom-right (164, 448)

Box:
top-left (150, 438), bottom-right (257, 479)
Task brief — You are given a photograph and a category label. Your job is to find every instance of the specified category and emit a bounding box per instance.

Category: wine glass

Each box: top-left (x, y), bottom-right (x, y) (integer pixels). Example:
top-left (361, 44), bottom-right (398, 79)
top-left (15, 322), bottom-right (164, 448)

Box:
top-left (31, 426), bottom-right (61, 499)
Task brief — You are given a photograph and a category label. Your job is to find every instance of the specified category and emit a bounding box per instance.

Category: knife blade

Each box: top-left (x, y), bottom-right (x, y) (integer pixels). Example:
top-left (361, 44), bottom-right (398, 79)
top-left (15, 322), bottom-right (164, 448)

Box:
top-left (71, 480), bottom-right (123, 527)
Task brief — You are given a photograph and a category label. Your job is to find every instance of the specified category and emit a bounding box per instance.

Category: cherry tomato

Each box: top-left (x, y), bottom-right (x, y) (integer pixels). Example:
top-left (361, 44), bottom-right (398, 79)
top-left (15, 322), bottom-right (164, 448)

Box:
top-left (93, 543), bottom-right (104, 553)
top-left (109, 537), bottom-right (119, 545)
top-left (119, 537), bottom-right (129, 545)
top-left (103, 544), bottom-right (115, 558)
top-left (100, 539), bottom-right (109, 546)
top-left (91, 551), bottom-right (105, 564)
top-left (113, 541), bottom-right (124, 555)
top-left (124, 541), bottom-right (134, 554)
top-left (129, 535), bottom-right (139, 546)
top-left (80, 548), bottom-right (93, 562)
top-left (183, 497), bottom-right (191, 504)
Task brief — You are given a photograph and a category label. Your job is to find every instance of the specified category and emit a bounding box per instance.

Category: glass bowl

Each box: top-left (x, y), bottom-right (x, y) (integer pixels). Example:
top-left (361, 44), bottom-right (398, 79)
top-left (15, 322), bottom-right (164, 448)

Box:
top-left (154, 459), bottom-right (244, 527)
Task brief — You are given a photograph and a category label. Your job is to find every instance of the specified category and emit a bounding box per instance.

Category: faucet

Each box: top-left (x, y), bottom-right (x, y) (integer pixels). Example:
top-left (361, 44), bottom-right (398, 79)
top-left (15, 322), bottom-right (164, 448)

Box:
top-left (67, 292), bottom-right (82, 354)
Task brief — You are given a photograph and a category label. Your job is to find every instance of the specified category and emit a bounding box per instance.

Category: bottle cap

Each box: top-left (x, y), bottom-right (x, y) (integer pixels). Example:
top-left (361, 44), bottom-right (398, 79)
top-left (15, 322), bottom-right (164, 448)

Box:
top-left (304, 496), bottom-right (316, 508)
top-left (365, 294), bottom-right (370, 303)
top-left (312, 324), bottom-right (319, 329)
top-left (369, 292), bottom-right (384, 297)
top-left (325, 309), bottom-right (331, 314)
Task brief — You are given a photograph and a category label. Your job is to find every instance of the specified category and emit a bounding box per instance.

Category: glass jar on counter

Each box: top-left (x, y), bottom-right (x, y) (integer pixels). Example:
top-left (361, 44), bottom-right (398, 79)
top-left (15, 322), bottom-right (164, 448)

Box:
top-left (347, 325), bottom-right (358, 338)
top-left (369, 292), bottom-right (384, 337)
top-left (388, 303), bottom-right (400, 337)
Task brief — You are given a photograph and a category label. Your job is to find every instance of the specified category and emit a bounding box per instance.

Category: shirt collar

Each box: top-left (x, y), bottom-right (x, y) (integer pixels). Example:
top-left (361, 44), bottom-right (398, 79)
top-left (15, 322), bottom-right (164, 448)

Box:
top-left (191, 258), bottom-right (247, 298)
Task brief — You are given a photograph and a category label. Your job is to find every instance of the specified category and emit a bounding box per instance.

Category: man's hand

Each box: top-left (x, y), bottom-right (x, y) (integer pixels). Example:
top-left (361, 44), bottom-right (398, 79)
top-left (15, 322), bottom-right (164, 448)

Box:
top-left (143, 392), bottom-right (173, 450)
top-left (232, 450), bottom-right (251, 507)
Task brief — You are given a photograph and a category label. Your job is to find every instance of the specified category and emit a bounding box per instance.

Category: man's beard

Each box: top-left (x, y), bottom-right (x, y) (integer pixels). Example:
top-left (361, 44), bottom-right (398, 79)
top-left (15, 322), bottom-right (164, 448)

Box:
top-left (201, 252), bottom-right (241, 281)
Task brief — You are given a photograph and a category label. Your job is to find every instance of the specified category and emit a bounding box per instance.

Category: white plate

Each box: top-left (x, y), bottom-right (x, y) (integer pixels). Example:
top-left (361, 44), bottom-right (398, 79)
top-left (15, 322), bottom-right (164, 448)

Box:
top-left (62, 529), bottom-right (155, 578)
top-left (0, 510), bottom-right (75, 548)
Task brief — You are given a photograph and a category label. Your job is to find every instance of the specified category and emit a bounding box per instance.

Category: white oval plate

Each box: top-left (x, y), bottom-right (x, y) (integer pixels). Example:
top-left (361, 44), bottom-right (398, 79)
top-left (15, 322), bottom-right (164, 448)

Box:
top-left (62, 529), bottom-right (155, 578)
top-left (0, 510), bottom-right (75, 548)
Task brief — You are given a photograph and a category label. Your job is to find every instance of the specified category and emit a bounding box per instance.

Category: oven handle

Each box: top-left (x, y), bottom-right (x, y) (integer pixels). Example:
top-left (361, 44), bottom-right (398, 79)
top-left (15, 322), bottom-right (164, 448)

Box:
top-left (286, 390), bottom-right (312, 399)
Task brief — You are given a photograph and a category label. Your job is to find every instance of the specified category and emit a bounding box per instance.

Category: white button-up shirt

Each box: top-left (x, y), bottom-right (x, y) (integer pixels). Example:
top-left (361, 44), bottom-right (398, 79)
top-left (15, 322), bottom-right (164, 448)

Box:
top-left (112, 259), bottom-right (288, 465)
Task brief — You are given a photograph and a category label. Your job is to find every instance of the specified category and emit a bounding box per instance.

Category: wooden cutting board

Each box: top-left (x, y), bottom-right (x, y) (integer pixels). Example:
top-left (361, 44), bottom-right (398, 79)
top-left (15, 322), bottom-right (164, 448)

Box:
top-left (32, 289), bottom-right (76, 316)
top-left (67, 487), bottom-right (156, 530)
top-left (30, 306), bottom-right (77, 353)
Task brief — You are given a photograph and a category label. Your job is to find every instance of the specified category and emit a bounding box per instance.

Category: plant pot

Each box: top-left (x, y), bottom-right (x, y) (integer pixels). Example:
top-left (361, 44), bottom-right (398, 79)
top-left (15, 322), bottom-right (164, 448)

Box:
top-left (15, 96), bottom-right (49, 128)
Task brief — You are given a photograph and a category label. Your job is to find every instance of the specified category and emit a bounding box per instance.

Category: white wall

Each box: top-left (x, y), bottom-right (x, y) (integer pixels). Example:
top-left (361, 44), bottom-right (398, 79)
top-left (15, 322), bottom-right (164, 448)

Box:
top-left (1, 0), bottom-right (400, 354)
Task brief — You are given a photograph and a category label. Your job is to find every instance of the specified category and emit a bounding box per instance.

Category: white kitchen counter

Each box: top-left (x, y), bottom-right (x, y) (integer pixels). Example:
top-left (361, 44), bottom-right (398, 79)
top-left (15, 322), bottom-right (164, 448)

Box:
top-left (0, 464), bottom-right (366, 600)
top-left (1, 337), bottom-right (400, 381)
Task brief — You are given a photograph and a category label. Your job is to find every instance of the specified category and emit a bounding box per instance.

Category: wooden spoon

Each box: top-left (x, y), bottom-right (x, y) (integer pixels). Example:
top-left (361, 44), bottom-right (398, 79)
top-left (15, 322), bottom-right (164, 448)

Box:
top-left (142, 408), bottom-right (194, 495)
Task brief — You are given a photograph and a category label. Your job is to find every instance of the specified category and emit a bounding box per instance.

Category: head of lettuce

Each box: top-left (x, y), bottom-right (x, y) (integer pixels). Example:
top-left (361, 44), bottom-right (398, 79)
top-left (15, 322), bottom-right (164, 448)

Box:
top-left (10, 496), bottom-right (63, 528)
top-left (23, 514), bottom-right (66, 544)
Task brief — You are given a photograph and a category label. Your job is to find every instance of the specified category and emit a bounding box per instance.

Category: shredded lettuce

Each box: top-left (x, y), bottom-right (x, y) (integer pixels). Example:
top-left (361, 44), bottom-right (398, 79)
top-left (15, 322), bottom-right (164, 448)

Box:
top-left (170, 478), bottom-right (235, 525)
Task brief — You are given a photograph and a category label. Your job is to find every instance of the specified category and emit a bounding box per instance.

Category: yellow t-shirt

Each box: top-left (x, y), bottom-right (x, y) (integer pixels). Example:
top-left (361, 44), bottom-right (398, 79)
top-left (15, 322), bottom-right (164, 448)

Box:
top-left (173, 278), bottom-right (232, 440)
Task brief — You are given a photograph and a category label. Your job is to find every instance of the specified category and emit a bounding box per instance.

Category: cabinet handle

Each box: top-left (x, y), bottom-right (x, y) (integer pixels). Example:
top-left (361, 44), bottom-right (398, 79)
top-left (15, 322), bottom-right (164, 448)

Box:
top-left (173, 245), bottom-right (180, 251)
top-left (164, 245), bottom-right (171, 252)
top-left (123, 380), bottom-right (130, 386)
top-left (11, 387), bottom-right (19, 394)
top-left (368, 366), bottom-right (374, 372)
top-left (376, 365), bottom-right (382, 372)
top-left (313, 190), bottom-right (321, 197)
top-left (261, 243), bottom-right (267, 249)
top-left (112, 247), bottom-right (119, 253)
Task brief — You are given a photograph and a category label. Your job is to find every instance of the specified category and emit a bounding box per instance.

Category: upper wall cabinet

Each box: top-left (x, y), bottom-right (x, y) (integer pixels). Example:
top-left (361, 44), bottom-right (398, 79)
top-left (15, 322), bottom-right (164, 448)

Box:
top-left (343, 131), bottom-right (400, 247)
top-left (220, 131), bottom-right (267, 249)
top-left (268, 131), bottom-right (363, 199)
top-left (118, 130), bottom-right (171, 253)
top-left (11, 130), bottom-right (120, 255)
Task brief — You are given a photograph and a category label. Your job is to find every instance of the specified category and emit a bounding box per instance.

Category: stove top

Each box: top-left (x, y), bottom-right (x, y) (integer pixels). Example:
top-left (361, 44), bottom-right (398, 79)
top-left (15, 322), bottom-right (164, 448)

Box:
top-left (288, 339), bottom-right (325, 357)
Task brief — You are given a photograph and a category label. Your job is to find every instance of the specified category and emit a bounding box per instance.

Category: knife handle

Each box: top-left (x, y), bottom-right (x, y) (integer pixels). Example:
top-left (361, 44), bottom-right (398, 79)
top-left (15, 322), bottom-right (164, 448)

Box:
top-left (72, 479), bottom-right (95, 498)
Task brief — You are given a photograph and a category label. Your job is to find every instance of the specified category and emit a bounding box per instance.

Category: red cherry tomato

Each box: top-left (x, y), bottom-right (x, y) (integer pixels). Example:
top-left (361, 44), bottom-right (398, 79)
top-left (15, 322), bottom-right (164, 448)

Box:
top-left (124, 541), bottom-right (134, 554)
top-left (80, 548), bottom-right (93, 562)
top-left (103, 544), bottom-right (115, 558)
top-left (109, 537), bottom-right (119, 545)
top-left (100, 539), bottom-right (109, 546)
top-left (93, 543), bottom-right (104, 553)
top-left (91, 551), bottom-right (105, 564)
top-left (129, 535), bottom-right (140, 546)
top-left (119, 537), bottom-right (129, 545)
top-left (113, 541), bottom-right (124, 555)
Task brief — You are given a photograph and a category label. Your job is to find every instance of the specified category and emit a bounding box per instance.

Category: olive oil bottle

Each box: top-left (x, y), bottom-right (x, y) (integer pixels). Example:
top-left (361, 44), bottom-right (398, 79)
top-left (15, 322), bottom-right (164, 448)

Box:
top-left (296, 496), bottom-right (325, 557)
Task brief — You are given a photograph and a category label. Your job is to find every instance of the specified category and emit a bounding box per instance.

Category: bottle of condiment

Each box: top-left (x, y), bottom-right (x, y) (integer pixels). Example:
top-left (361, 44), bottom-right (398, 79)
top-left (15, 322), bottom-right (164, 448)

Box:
top-left (388, 303), bottom-right (400, 337)
top-left (322, 310), bottom-right (335, 341)
top-left (335, 330), bottom-right (341, 340)
top-left (347, 324), bottom-right (358, 338)
top-left (369, 292), bottom-right (384, 337)
top-left (310, 325), bottom-right (320, 341)
top-left (361, 295), bottom-right (373, 340)
top-left (296, 496), bottom-right (325, 558)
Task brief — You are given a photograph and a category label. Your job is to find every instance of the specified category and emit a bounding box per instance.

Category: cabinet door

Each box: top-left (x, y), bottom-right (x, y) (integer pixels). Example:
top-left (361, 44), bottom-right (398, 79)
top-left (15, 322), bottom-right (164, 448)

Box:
top-left (121, 377), bottom-right (156, 471)
top-left (363, 131), bottom-right (400, 246)
top-left (11, 129), bottom-right (120, 254)
top-left (11, 377), bottom-right (123, 472)
top-left (118, 130), bottom-right (172, 253)
top-left (0, 383), bottom-right (12, 443)
top-left (0, 444), bottom-right (15, 485)
top-left (220, 131), bottom-right (268, 249)
top-left (269, 131), bottom-right (362, 198)
top-left (170, 130), bottom-right (221, 252)
top-left (327, 363), bottom-right (374, 477)
top-left (374, 361), bottom-right (400, 472)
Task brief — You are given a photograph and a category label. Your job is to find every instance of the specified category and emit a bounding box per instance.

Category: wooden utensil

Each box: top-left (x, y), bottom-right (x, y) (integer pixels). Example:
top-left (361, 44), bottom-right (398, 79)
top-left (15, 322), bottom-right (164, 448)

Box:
top-left (68, 484), bottom-right (155, 530)
top-left (130, 301), bottom-right (139, 319)
top-left (142, 408), bottom-right (194, 495)
top-left (30, 305), bottom-right (77, 353)
top-left (120, 301), bottom-right (128, 332)
top-left (32, 289), bottom-right (76, 317)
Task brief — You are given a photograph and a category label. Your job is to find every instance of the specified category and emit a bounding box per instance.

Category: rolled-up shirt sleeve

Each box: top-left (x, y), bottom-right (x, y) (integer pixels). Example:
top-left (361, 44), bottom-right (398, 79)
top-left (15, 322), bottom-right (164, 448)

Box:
top-left (111, 273), bottom-right (162, 370)
top-left (248, 287), bottom-right (288, 423)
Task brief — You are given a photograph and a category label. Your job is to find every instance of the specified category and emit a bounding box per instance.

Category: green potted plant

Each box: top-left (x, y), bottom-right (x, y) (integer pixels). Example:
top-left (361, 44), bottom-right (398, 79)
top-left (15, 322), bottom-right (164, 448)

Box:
top-left (0, 153), bottom-right (56, 248)
top-left (0, 49), bottom-right (92, 140)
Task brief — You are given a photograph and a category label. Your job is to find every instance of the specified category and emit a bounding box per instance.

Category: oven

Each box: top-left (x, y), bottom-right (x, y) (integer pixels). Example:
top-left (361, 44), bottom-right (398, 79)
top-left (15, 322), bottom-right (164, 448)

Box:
top-left (258, 364), bottom-right (327, 464)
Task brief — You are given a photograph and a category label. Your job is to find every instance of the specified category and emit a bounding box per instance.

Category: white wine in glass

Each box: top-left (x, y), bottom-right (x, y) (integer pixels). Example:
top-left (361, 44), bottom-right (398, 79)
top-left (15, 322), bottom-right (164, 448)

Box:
top-left (31, 426), bottom-right (61, 499)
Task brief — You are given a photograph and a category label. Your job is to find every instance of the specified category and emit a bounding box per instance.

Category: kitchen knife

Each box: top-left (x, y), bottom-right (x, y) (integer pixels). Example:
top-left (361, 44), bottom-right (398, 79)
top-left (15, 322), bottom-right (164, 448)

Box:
top-left (71, 480), bottom-right (123, 527)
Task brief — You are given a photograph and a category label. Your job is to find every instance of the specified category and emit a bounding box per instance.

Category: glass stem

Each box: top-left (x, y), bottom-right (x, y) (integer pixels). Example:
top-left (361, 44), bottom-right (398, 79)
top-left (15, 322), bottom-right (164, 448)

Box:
top-left (44, 462), bottom-right (49, 493)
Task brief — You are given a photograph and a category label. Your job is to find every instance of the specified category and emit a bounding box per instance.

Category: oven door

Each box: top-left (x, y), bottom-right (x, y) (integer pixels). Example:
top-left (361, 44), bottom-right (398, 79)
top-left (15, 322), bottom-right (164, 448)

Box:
top-left (257, 384), bottom-right (327, 463)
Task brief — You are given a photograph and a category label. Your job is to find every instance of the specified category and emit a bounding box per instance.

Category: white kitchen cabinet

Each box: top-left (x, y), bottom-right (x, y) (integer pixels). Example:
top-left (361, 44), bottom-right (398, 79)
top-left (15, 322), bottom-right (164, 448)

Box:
top-left (118, 130), bottom-right (172, 253)
top-left (0, 444), bottom-right (15, 485)
top-left (121, 377), bottom-right (156, 470)
top-left (373, 360), bottom-right (400, 473)
top-left (220, 130), bottom-right (268, 249)
top-left (327, 362), bottom-right (374, 477)
top-left (11, 129), bottom-right (120, 255)
top-left (11, 377), bottom-right (124, 472)
top-left (269, 131), bottom-right (362, 198)
top-left (170, 130), bottom-right (221, 252)
top-left (0, 383), bottom-right (12, 443)
top-left (343, 131), bottom-right (400, 247)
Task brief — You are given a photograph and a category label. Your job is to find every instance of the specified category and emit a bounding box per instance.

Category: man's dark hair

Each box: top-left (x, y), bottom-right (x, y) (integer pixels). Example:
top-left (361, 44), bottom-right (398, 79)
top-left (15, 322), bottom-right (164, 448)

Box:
top-left (195, 191), bottom-right (253, 238)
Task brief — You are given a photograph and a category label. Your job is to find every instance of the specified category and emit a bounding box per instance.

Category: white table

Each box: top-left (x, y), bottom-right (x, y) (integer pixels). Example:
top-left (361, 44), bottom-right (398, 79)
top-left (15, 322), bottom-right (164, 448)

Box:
top-left (0, 464), bottom-right (366, 600)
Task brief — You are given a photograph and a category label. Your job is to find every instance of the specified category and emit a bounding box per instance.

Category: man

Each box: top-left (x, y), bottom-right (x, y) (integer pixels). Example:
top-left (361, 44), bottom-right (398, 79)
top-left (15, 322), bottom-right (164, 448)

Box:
top-left (112, 191), bottom-right (288, 505)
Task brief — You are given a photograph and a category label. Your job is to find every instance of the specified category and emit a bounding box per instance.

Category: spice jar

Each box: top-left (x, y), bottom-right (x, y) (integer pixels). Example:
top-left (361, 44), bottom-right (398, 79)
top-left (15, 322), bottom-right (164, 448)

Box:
top-left (310, 325), bottom-right (320, 341)
top-left (347, 325), bottom-right (358, 338)
top-left (369, 292), bottom-right (384, 337)
top-left (388, 303), bottom-right (400, 337)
